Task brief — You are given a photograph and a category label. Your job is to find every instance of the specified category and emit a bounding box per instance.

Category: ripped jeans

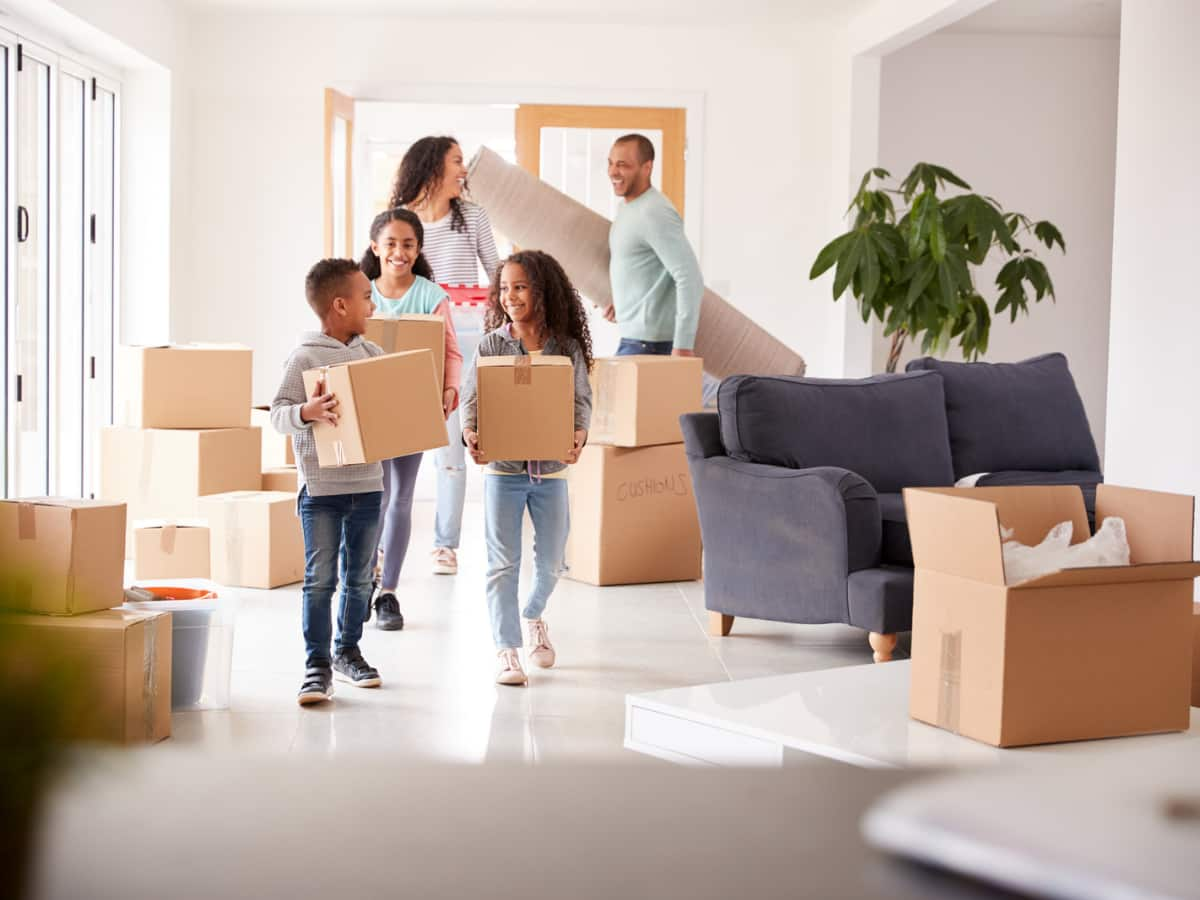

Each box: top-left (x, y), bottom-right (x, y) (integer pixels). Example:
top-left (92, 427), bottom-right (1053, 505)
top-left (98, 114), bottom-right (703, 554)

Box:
top-left (433, 407), bottom-right (468, 549)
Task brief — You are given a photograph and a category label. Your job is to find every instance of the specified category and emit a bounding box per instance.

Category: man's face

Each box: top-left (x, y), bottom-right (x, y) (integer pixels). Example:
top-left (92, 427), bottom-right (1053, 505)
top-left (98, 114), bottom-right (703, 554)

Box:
top-left (607, 140), bottom-right (651, 198)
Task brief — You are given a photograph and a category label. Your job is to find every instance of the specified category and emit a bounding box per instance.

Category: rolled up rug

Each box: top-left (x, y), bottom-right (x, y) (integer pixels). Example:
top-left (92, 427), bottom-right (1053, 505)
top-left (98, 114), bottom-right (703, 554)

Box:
top-left (468, 146), bottom-right (805, 380)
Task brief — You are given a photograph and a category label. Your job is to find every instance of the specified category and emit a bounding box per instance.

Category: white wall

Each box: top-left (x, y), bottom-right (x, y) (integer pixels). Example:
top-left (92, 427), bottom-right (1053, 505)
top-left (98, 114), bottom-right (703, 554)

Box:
top-left (876, 31), bottom-right (1118, 455)
top-left (1105, 1), bottom-right (1200, 534)
top-left (173, 13), bottom-right (846, 402)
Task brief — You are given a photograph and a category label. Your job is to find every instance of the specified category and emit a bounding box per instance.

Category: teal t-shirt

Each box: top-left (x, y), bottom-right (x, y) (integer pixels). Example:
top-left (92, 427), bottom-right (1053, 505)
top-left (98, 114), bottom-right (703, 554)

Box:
top-left (371, 275), bottom-right (448, 316)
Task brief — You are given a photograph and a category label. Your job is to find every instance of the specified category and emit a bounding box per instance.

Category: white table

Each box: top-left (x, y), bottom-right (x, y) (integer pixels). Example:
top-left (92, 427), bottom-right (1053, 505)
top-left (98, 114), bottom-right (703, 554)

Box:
top-left (625, 660), bottom-right (1200, 768)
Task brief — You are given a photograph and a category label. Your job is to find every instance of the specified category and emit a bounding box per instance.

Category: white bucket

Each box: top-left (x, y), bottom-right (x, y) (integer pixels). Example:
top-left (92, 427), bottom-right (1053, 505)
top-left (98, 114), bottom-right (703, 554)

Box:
top-left (123, 578), bottom-right (237, 711)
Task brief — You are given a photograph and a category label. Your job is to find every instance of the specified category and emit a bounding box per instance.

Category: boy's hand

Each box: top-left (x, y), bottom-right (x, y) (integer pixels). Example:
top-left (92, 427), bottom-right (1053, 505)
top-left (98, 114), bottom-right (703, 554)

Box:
top-left (565, 429), bottom-right (588, 465)
top-left (442, 387), bottom-right (457, 420)
top-left (463, 428), bottom-right (484, 464)
top-left (301, 380), bottom-right (339, 426)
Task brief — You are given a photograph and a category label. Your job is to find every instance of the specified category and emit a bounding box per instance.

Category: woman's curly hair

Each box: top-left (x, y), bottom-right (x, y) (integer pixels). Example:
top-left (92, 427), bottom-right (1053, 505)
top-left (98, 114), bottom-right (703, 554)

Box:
top-left (389, 136), bottom-right (467, 233)
top-left (485, 251), bottom-right (594, 373)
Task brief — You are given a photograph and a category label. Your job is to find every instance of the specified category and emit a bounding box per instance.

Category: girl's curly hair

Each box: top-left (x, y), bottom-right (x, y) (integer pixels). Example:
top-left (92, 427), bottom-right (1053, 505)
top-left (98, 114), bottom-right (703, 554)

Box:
top-left (389, 136), bottom-right (467, 234)
top-left (485, 251), bottom-right (594, 373)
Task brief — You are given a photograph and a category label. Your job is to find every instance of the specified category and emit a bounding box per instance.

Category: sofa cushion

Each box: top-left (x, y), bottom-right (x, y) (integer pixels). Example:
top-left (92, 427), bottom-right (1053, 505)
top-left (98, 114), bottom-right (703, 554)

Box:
top-left (717, 372), bottom-right (954, 494)
top-left (876, 493), bottom-right (914, 566)
top-left (906, 353), bottom-right (1100, 478)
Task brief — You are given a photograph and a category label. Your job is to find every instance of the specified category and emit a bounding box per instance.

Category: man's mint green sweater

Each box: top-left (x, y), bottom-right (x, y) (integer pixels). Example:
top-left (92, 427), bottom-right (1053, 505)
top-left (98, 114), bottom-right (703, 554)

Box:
top-left (608, 187), bottom-right (703, 350)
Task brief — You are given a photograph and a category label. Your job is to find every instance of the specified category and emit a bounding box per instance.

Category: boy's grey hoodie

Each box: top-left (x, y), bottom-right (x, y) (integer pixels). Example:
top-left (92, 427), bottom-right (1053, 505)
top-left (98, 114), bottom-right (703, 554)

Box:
top-left (271, 331), bottom-right (385, 497)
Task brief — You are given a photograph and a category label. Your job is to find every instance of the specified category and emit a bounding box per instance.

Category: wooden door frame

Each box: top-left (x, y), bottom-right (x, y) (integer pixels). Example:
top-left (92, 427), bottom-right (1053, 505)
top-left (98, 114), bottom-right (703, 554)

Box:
top-left (514, 104), bottom-right (687, 216)
top-left (323, 88), bottom-right (354, 257)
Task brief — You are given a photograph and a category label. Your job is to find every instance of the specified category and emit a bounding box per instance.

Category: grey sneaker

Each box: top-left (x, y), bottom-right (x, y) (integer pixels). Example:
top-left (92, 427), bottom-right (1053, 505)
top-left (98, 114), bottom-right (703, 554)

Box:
top-left (298, 666), bottom-right (333, 706)
top-left (333, 651), bottom-right (382, 688)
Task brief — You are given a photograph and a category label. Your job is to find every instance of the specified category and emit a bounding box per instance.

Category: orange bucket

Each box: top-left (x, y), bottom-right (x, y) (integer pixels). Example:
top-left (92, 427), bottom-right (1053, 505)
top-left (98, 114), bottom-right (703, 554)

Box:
top-left (136, 585), bottom-right (219, 602)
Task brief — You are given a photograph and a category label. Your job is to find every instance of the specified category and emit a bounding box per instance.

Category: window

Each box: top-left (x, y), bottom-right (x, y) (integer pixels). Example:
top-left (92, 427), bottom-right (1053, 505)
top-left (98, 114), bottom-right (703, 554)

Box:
top-left (0, 30), bottom-right (119, 498)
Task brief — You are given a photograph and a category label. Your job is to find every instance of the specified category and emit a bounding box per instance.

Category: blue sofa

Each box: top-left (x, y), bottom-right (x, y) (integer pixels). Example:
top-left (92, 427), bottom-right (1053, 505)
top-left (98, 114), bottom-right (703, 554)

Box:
top-left (682, 353), bottom-right (1101, 661)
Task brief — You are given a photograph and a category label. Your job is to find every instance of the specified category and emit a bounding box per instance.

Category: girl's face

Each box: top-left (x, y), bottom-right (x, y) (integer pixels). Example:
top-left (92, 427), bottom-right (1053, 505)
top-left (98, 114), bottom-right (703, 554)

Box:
top-left (440, 143), bottom-right (467, 199)
top-left (499, 262), bottom-right (539, 326)
top-left (371, 220), bottom-right (420, 278)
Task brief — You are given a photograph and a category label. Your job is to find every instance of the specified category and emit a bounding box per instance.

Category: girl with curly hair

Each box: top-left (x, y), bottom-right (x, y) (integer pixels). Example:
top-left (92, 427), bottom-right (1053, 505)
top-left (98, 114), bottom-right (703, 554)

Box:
top-left (392, 136), bottom-right (501, 577)
top-left (459, 251), bottom-right (594, 686)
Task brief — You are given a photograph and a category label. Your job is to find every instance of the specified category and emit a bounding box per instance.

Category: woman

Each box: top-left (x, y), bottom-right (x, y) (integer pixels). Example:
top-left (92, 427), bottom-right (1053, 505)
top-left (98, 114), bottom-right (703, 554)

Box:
top-left (392, 136), bottom-right (501, 576)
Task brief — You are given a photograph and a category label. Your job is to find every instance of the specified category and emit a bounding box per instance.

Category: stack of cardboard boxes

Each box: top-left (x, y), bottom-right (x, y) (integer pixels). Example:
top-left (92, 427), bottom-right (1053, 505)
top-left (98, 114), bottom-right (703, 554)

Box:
top-left (253, 405), bottom-right (298, 493)
top-left (101, 344), bottom-right (305, 588)
top-left (0, 498), bottom-right (172, 743)
top-left (566, 356), bottom-right (704, 586)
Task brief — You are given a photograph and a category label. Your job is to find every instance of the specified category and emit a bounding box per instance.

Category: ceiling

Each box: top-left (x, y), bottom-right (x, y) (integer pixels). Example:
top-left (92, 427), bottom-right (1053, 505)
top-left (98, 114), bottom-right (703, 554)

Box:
top-left (173, 0), bottom-right (875, 24)
top-left (947, 0), bottom-right (1121, 37)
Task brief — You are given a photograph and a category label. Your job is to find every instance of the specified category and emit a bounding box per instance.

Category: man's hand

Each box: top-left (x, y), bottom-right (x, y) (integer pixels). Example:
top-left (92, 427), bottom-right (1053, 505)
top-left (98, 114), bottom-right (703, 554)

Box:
top-left (672, 348), bottom-right (696, 358)
top-left (602, 306), bottom-right (617, 323)
top-left (564, 429), bottom-right (588, 465)
top-left (300, 380), bottom-right (339, 426)
top-left (442, 387), bottom-right (457, 420)
top-left (463, 428), bottom-right (484, 464)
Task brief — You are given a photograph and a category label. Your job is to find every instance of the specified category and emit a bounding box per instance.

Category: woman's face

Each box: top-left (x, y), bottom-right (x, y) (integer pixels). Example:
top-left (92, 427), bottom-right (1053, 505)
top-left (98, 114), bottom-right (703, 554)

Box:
top-left (440, 143), bottom-right (467, 199)
top-left (499, 262), bottom-right (537, 325)
top-left (371, 220), bottom-right (420, 278)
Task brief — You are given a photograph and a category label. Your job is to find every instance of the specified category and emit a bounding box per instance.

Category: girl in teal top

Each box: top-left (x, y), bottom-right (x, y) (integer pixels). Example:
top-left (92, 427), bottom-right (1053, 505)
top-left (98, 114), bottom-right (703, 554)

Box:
top-left (358, 208), bottom-right (463, 630)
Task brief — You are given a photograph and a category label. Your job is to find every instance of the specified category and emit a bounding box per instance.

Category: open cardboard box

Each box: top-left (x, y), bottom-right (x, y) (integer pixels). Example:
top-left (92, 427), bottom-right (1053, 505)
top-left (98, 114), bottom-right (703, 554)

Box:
top-left (904, 484), bottom-right (1200, 747)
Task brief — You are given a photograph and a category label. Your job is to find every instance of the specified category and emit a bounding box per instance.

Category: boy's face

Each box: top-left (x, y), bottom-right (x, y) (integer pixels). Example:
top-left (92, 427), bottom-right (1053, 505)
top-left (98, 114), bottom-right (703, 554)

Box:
top-left (332, 271), bottom-right (375, 335)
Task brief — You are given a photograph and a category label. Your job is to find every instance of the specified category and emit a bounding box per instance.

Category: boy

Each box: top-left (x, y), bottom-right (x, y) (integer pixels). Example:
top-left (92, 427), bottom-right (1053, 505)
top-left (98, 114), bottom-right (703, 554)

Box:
top-left (271, 258), bottom-right (385, 706)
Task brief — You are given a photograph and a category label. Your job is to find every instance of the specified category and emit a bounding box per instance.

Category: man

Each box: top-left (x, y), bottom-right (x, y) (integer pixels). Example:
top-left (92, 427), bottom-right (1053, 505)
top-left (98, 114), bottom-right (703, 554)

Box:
top-left (606, 134), bottom-right (703, 359)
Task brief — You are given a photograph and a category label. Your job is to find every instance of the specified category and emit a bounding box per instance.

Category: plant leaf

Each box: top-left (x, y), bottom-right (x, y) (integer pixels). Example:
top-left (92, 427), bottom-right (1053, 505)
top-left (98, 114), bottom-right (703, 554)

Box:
top-left (832, 232), bottom-right (864, 300)
top-left (809, 233), bottom-right (850, 280)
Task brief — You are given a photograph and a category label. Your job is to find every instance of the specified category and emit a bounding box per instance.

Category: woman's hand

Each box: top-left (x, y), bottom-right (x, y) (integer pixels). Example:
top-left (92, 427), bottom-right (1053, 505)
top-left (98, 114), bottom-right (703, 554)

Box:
top-left (463, 428), bottom-right (484, 464)
top-left (565, 428), bottom-right (588, 465)
top-left (300, 379), bottom-right (339, 426)
top-left (442, 387), bottom-right (457, 420)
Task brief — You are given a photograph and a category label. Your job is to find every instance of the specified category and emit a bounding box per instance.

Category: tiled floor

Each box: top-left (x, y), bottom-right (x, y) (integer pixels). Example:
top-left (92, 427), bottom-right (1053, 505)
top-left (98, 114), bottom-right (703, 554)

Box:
top-left (167, 500), bottom-right (907, 762)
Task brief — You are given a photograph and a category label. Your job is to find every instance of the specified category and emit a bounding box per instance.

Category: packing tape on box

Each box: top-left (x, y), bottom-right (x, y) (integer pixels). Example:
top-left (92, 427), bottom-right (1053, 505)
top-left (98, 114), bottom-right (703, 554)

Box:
top-left (592, 363), bottom-right (618, 441)
top-left (17, 502), bottom-right (36, 539)
top-left (513, 356), bottom-right (532, 386)
top-left (937, 630), bottom-right (963, 735)
top-left (142, 615), bottom-right (161, 740)
top-left (160, 523), bottom-right (178, 555)
top-left (333, 440), bottom-right (347, 467)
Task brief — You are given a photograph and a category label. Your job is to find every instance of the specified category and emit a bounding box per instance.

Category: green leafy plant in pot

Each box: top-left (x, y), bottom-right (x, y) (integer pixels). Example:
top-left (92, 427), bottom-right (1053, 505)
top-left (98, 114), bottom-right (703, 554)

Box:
top-left (810, 163), bottom-right (1066, 372)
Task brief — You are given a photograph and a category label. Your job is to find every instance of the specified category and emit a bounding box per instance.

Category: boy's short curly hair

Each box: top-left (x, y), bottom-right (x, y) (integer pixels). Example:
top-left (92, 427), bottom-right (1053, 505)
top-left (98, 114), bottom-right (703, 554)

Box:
top-left (305, 258), bottom-right (361, 317)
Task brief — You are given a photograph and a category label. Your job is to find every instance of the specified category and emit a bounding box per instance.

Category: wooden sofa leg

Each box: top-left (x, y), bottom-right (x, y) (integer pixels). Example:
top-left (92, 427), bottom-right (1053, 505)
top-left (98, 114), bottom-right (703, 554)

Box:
top-left (869, 632), bottom-right (898, 663)
top-left (709, 612), bottom-right (734, 637)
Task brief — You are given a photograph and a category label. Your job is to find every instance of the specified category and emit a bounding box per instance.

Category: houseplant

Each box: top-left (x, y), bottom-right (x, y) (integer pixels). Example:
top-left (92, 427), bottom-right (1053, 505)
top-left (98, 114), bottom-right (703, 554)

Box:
top-left (809, 162), bottom-right (1065, 372)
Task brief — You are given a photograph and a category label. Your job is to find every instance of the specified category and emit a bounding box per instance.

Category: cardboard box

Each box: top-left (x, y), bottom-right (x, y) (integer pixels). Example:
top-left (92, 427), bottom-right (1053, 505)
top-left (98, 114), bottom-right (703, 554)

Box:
top-left (132, 521), bottom-right (211, 580)
top-left (99, 426), bottom-right (262, 555)
top-left (251, 406), bottom-right (295, 468)
top-left (1192, 603), bottom-right (1200, 708)
top-left (117, 344), bottom-right (252, 429)
top-left (198, 491), bottom-right (305, 589)
top-left (476, 355), bottom-right (574, 463)
top-left (905, 484), bottom-right (1200, 748)
top-left (590, 356), bottom-right (703, 447)
top-left (0, 498), bottom-right (126, 615)
top-left (365, 315), bottom-right (446, 393)
top-left (566, 443), bottom-right (702, 585)
top-left (261, 467), bottom-right (299, 493)
top-left (1, 608), bottom-right (172, 743)
top-left (301, 350), bottom-right (447, 467)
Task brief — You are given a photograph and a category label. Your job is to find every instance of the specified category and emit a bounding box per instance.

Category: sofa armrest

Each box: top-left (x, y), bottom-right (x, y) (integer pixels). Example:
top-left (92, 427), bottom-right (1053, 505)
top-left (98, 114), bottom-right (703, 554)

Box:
top-left (681, 412), bottom-right (723, 459)
top-left (688, 453), bottom-right (882, 626)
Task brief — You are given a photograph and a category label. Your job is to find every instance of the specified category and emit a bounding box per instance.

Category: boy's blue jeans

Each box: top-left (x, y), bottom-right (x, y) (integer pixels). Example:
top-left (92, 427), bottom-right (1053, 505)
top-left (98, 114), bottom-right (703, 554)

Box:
top-left (483, 474), bottom-right (569, 649)
top-left (616, 337), bottom-right (673, 356)
top-left (299, 487), bottom-right (383, 668)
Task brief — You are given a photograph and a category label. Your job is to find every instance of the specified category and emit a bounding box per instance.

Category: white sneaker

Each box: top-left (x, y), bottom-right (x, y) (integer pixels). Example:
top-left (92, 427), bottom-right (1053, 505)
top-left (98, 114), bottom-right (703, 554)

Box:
top-left (496, 649), bottom-right (527, 686)
top-left (525, 618), bottom-right (556, 669)
top-left (431, 547), bottom-right (458, 575)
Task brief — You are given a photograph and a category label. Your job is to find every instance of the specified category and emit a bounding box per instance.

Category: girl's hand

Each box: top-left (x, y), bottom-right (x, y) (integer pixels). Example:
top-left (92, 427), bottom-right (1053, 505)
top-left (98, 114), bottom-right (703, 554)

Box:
top-left (442, 387), bottom-right (457, 420)
top-left (565, 428), bottom-right (588, 465)
top-left (301, 380), bottom-right (339, 426)
top-left (463, 428), bottom-right (484, 464)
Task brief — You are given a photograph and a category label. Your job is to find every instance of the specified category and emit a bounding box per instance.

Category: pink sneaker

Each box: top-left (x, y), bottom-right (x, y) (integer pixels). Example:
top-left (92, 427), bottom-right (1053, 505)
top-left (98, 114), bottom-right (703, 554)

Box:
top-left (431, 547), bottom-right (458, 575)
top-left (525, 618), bottom-right (556, 669)
top-left (496, 649), bottom-right (527, 686)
